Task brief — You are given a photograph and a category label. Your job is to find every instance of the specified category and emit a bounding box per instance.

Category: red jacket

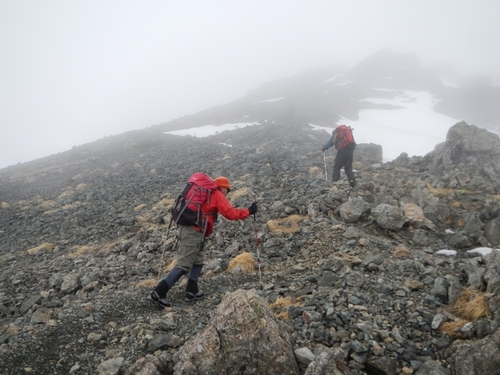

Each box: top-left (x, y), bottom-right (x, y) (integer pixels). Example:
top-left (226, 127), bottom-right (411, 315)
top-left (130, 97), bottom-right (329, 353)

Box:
top-left (200, 189), bottom-right (251, 237)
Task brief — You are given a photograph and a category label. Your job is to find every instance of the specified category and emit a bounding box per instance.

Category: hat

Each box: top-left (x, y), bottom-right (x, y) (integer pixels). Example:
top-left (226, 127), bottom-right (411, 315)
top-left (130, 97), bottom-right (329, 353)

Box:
top-left (214, 176), bottom-right (231, 189)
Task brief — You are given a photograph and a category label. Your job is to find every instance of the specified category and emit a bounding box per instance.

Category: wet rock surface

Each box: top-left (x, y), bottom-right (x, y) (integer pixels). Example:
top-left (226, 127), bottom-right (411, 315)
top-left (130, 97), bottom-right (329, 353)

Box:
top-left (1, 120), bottom-right (500, 374)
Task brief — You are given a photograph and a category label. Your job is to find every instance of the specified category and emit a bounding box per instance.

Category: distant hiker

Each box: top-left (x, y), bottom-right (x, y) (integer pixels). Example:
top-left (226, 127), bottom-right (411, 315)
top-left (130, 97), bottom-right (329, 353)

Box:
top-left (150, 175), bottom-right (258, 308)
top-left (321, 125), bottom-right (356, 187)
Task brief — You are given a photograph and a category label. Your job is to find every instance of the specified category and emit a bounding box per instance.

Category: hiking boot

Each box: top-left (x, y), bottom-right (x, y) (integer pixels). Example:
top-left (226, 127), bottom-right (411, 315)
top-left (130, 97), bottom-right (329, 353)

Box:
top-left (184, 291), bottom-right (205, 302)
top-left (149, 290), bottom-right (170, 308)
top-left (349, 180), bottom-right (356, 188)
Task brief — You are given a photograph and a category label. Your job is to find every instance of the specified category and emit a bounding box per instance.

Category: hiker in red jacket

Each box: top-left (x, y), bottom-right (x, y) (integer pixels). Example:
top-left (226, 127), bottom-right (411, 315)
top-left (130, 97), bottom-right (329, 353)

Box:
top-left (322, 125), bottom-right (356, 187)
top-left (150, 176), bottom-right (257, 308)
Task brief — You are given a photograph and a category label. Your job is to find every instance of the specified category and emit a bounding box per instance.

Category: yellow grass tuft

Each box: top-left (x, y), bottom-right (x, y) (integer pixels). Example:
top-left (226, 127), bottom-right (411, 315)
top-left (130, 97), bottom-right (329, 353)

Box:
top-left (97, 242), bottom-right (116, 253)
top-left (18, 200), bottom-right (30, 208)
top-left (136, 278), bottom-right (158, 288)
top-left (26, 243), bottom-right (55, 255)
top-left (62, 202), bottom-right (83, 210)
top-left (267, 215), bottom-right (306, 234)
top-left (308, 166), bottom-right (323, 176)
top-left (67, 246), bottom-right (95, 258)
top-left (136, 215), bottom-right (149, 224)
top-left (440, 319), bottom-right (468, 338)
top-left (229, 188), bottom-right (249, 202)
top-left (134, 204), bottom-right (147, 211)
top-left (227, 252), bottom-right (255, 273)
top-left (76, 183), bottom-right (87, 190)
top-left (426, 183), bottom-right (469, 197)
top-left (450, 288), bottom-right (492, 321)
top-left (58, 190), bottom-right (73, 199)
top-left (38, 199), bottom-right (56, 208)
top-left (493, 195), bottom-right (500, 201)
top-left (425, 183), bottom-right (455, 196)
top-left (270, 296), bottom-right (295, 311)
top-left (153, 197), bottom-right (175, 210)
top-left (269, 296), bottom-right (303, 321)
top-left (1, 201), bottom-right (9, 209)
top-left (164, 259), bottom-right (176, 272)
top-left (43, 202), bottom-right (84, 215)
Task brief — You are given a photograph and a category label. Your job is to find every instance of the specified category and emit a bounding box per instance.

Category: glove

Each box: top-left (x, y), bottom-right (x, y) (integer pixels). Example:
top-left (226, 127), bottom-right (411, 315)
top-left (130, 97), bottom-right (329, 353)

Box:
top-left (321, 145), bottom-right (325, 151)
top-left (248, 202), bottom-right (258, 215)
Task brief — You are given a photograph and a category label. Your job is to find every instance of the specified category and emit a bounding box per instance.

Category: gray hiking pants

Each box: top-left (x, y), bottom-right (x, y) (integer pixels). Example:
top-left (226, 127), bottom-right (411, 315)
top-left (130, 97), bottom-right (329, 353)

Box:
top-left (175, 225), bottom-right (205, 271)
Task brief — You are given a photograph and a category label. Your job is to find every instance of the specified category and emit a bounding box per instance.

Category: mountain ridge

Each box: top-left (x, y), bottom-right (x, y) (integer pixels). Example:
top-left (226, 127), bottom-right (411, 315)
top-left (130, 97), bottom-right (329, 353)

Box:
top-left (1, 119), bottom-right (500, 374)
top-left (1, 50), bottom-right (500, 374)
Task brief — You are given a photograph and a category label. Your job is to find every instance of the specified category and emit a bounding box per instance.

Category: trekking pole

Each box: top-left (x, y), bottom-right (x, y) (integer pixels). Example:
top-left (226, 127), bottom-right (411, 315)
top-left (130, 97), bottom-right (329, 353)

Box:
top-left (157, 216), bottom-right (173, 281)
top-left (253, 214), bottom-right (263, 291)
top-left (323, 151), bottom-right (328, 181)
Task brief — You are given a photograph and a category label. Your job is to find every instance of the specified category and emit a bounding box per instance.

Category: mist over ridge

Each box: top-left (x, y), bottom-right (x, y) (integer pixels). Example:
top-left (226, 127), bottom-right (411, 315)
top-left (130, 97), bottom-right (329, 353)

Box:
top-left (1, 49), bottom-right (499, 171)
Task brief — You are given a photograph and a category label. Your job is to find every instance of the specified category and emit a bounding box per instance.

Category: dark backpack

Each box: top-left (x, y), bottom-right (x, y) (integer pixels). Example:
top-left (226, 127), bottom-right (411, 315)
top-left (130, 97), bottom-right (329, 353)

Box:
top-left (171, 173), bottom-right (218, 227)
top-left (335, 125), bottom-right (355, 149)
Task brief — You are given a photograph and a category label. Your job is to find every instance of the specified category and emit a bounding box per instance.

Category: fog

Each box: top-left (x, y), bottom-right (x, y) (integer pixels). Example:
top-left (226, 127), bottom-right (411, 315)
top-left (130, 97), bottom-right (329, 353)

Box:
top-left (1, 1), bottom-right (499, 169)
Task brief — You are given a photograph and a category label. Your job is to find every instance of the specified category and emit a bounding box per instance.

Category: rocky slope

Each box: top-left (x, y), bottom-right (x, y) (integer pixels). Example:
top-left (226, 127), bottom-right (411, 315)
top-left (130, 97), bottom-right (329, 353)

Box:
top-left (1, 120), bottom-right (500, 375)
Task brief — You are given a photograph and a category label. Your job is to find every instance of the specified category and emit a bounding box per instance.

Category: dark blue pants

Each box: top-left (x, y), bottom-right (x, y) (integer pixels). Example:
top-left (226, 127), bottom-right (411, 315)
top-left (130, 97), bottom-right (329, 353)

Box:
top-left (332, 145), bottom-right (355, 182)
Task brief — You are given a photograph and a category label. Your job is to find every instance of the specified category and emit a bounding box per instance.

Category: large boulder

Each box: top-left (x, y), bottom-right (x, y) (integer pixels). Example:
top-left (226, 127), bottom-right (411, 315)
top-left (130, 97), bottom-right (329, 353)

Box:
top-left (424, 121), bottom-right (500, 192)
top-left (372, 204), bottom-right (407, 230)
top-left (446, 328), bottom-right (500, 375)
top-left (172, 289), bottom-right (300, 375)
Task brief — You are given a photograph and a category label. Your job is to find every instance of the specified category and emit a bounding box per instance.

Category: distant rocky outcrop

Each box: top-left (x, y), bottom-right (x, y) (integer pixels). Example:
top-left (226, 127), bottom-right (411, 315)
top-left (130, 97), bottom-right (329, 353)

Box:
top-left (424, 121), bottom-right (500, 189)
top-left (153, 50), bottom-right (500, 135)
top-left (1, 120), bottom-right (500, 375)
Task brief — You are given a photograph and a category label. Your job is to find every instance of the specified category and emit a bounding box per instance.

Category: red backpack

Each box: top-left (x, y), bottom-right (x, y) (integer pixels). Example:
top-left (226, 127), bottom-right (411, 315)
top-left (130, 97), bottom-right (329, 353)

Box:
top-left (335, 125), bottom-right (355, 149)
top-left (171, 173), bottom-right (218, 227)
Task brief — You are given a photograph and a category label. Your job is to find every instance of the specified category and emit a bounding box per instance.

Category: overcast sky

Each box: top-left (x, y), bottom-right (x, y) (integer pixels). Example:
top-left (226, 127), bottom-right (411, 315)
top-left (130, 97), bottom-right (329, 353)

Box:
top-left (1, 0), bottom-right (499, 169)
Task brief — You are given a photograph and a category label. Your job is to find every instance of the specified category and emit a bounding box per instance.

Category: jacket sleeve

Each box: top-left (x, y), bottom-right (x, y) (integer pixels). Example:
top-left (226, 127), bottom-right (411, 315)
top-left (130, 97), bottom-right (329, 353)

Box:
top-left (213, 191), bottom-right (251, 220)
top-left (324, 133), bottom-right (336, 150)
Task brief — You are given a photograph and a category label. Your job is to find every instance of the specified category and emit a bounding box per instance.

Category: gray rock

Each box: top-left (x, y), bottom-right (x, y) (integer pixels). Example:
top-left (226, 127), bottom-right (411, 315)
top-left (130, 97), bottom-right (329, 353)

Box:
top-left (172, 289), bottom-right (299, 375)
top-left (372, 204), bottom-right (407, 230)
top-left (416, 360), bottom-right (450, 375)
top-left (484, 218), bottom-right (500, 247)
top-left (294, 347), bottom-right (315, 365)
top-left (60, 273), bottom-right (80, 294)
top-left (304, 351), bottom-right (343, 375)
top-left (19, 295), bottom-right (42, 315)
top-left (97, 357), bottom-right (124, 375)
top-left (339, 197), bottom-right (370, 223)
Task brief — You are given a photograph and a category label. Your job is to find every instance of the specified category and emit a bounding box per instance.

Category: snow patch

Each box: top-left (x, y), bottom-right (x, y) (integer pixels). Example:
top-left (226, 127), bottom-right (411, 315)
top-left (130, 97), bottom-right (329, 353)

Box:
top-left (322, 74), bottom-right (342, 84)
top-left (435, 250), bottom-right (457, 256)
top-left (309, 90), bottom-right (459, 161)
top-left (164, 122), bottom-right (261, 138)
top-left (467, 247), bottom-right (500, 256)
top-left (256, 97), bottom-right (284, 103)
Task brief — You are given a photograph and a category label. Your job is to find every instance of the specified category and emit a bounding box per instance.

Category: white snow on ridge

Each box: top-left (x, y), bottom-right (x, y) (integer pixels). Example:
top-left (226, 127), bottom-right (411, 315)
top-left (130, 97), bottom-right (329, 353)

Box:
top-left (310, 90), bottom-right (460, 161)
top-left (256, 97), bottom-right (284, 103)
top-left (435, 250), bottom-right (457, 256)
top-left (322, 74), bottom-right (342, 84)
top-left (164, 90), bottom-right (462, 160)
top-left (164, 122), bottom-right (261, 138)
top-left (467, 247), bottom-right (500, 256)
top-left (337, 79), bottom-right (355, 86)
top-left (435, 248), bottom-right (500, 257)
